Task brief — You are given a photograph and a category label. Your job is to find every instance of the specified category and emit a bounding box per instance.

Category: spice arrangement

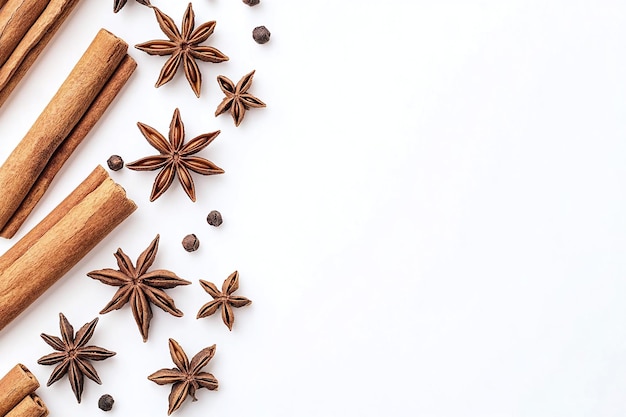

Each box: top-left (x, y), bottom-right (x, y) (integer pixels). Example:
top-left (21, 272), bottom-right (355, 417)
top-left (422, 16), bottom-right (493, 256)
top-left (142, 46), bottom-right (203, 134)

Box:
top-left (0, 0), bottom-right (271, 414)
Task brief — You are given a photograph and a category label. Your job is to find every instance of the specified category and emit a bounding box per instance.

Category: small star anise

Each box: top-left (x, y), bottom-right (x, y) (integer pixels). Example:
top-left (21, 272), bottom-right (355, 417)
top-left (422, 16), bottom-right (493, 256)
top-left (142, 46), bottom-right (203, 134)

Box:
top-left (197, 270), bottom-right (252, 330)
top-left (126, 108), bottom-right (224, 202)
top-left (135, 3), bottom-right (229, 97)
top-left (148, 338), bottom-right (218, 415)
top-left (215, 70), bottom-right (266, 126)
top-left (113, 0), bottom-right (150, 13)
top-left (37, 313), bottom-right (115, 403)
top-left (87, 234), bottom-right (191, 342)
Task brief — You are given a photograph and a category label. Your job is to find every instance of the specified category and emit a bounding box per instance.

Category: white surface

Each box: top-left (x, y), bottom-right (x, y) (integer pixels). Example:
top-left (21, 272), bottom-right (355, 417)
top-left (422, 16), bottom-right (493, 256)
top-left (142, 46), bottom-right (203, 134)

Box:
top-left (1, 1), bottom-right (626, 416)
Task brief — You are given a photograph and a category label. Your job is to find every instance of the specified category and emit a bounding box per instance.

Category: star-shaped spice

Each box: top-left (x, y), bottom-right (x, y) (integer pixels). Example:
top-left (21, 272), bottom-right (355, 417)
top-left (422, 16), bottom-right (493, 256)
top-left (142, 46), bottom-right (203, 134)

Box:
top-left (37, 313), bottom-right (115, 403)
top-left (136, 3), bottom-right (229, 97)
top-left (126, 108), bottom-right (224, 202)
top-left (113, 0), bottom-right (150, 13)
top-left (148, 338), bottom-right (218, 415)
top-left (87, 234), bottom-right (191, 342)
top-left (215, 70), bottom-right (266, 126)
top-left (197, 270), bottom-right (252, 330)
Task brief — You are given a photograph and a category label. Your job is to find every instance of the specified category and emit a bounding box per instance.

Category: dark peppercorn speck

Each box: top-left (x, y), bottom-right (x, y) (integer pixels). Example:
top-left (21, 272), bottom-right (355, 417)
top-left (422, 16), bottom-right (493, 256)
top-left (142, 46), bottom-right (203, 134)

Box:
top-left (253, 26), bottom-right (271, 44)
top-left (98, 394), bottom-right (114, 411)
top-left (182, 234), bottom-right (200, 252)
top-left (207, 210), bottom-right (223, 227)
top-left (107, 155), bottom-right (124, 171)
top-left (243, 0), bottom-right (260, 5)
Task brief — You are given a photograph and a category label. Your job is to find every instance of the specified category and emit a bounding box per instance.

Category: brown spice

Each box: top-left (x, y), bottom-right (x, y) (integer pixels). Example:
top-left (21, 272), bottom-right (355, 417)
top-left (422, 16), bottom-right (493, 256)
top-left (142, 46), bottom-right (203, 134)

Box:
top-left (148, 339), bottom-right (218, 415)
top-left (182, 234), bottom-right (199, 252)
top-left (135, 3), bottom-right (229, 97)
top-left (252, 25), bottom-right (270, 44)
top-left (98, 394), bottom-right (114, 411)
top-left (197, 271), bottom-right (251, 330)
top-left (0, 29), bottom-right (132, 238)
top-left (37, 313), bottom-right (115, 403)
top-left (107, 155), bottom-right (124, 171)
top-left (206, 210), bottom-right (222, 227)
top-left (0, 0), bottom-right (50, 68)
top-left (0, 0), bottom-right (84, 109)
top-left (215, 70), bottom-right (266, 126)
top-left (87, 234), bottom-right (191, 342)
top-left (0, 364), bottom-right (40, 416)
top-left (126, 108), bottom-right (224, 202)
top-left (0, 166), bottom-right (136, 333)
top-left (113, 0), bottom-right (149, 13)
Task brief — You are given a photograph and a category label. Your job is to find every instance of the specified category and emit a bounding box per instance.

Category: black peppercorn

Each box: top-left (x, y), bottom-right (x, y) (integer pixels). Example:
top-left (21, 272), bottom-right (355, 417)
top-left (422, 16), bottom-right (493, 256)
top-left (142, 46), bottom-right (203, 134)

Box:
top-left (182, 234), bottom-right (200, 252)
top-left (252, 26), bottom-right (271, 44)
top-left (107, 155), bottom-right (124, 171)
top-left (242, 0), bottom-right (260, 5)
top-left (206, 210), bottom-right (223, 227)
top-left (98, 394), bottom-right (114, 411)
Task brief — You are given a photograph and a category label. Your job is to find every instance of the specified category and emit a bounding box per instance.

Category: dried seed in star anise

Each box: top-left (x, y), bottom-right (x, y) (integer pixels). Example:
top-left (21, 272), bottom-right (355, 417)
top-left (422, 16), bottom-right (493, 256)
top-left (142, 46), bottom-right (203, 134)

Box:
top-left (252, 26), bottom-right (271, 44)
top-left (182, 234), bottom-right (200, 252)
top-left (107, 155), bottom-right (124, 171)
top-left (207, 210), bottom-right (222, 227)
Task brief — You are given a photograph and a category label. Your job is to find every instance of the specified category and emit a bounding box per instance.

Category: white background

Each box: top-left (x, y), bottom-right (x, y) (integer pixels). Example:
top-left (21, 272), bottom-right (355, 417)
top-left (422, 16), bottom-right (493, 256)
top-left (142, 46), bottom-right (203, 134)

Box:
top-left (1, 1), bottom-right (626, 416)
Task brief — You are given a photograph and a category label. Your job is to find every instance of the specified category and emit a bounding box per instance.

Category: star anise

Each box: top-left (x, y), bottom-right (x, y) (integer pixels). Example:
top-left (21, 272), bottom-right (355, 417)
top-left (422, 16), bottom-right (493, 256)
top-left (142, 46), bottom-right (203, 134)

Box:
top-left (113, 0), bottom-right (150, 13)
top-left (37, 313), bottom-right (115, 403)
top-left (126, 108), bottom-right (224, 202)
top-left (87, 234), bottom-right (191, 342)
top-left (148, 338), bottom-right (219, 415)
top-left (215, 70), bottom-right (266, 126)
top-left (197, 270), bottom-right (252, 330)
top-left (135, 3), bottom-right (229, 97)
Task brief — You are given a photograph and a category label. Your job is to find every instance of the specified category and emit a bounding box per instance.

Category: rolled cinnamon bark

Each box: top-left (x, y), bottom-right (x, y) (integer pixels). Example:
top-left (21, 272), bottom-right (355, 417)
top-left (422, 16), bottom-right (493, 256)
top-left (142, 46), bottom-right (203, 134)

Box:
top-left (5, 395), bottom-right (48, 417)
top-left (0, 54), bottom-right (137, 238)
top-left (0, 28), bottom-right (128, 233)
top-left (0, 166), bottom-right (136, 332)
top-left (0, 0), bottom-right (51, 67)
top-left (0, 0), bottom-right (82, 107)
top-left (0, 364), bottom-right (39, 416)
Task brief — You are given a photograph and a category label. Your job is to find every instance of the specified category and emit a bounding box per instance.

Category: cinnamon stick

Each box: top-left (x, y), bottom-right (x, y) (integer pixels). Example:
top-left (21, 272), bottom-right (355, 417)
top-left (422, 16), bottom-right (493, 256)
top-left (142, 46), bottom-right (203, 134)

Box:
top-left (0, 54), bottom-right (137, 238)
top-left (5, 395), bottom-right (48, 417)
top-left (0, 166), bottom-right (108, 273)
top-left (0, 0), bottom-right (81, 108)
top-left (0, 0), bottom-right (50, 67)
top-left (0, 165), bottom-right (136, 332)
top-left (0, 364), bottom-right (39, 416)
top-left (0, 29), bottom-right (128, 233)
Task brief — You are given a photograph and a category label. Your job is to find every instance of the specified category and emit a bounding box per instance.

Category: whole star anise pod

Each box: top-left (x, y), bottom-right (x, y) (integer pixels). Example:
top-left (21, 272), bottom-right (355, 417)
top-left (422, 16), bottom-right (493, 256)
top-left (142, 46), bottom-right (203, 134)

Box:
top-left (126, 108), bottom-right (224, 202)
top-left (87, 234), bottom-right (191, 342)
top-left (37, 313), bottom-right (116, 403)
top-left (113, 0), bottom-right (150, 13)
top-left (135, 3), bottom-right (229, 97)
top-left (197, 270), bottom-right (252, 330)
top-left (148, 338), bottom-right (218, 415)
top-left (215, 70), bottom-right (266, 126)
